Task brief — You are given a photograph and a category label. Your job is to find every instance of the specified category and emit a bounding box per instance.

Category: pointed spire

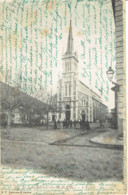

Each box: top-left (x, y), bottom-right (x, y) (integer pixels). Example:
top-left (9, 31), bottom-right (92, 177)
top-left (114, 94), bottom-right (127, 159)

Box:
top-left (66, 17), bottom-right (74, 54)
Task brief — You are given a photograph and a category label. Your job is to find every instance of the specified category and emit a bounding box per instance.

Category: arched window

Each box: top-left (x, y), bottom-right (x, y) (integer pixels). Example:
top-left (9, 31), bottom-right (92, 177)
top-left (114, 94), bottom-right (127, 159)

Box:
top-left (66, 104), bottom-right (70, 109)
top-left (81, 110), bottom-right (85, 114)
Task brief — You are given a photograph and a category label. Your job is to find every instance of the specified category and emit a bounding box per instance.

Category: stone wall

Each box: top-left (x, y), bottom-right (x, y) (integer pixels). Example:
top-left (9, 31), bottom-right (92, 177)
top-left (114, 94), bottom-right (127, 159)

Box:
top-left (115, 0), bottom-right (125, 136)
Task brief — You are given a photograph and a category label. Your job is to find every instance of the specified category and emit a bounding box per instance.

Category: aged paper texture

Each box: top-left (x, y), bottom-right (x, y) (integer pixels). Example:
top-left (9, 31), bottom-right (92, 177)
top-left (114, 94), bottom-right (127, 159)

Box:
top-left (0, 0), bottom-right (127, 194)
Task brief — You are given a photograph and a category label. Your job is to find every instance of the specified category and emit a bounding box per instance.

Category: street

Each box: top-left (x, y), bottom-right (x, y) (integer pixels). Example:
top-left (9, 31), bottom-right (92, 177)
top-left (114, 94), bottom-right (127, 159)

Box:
top-left (1, 127), bottom-right (123, 182)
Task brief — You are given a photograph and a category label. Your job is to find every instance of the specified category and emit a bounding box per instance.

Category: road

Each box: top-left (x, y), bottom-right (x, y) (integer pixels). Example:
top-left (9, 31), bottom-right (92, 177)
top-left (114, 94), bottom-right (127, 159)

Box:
top-left (1, 127), bottom-right (123, 182)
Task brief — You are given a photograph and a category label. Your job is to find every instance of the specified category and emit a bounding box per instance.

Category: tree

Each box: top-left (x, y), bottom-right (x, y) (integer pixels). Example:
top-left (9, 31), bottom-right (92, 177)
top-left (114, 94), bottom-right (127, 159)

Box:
top-left (1, 82), bottom-right (22, 133)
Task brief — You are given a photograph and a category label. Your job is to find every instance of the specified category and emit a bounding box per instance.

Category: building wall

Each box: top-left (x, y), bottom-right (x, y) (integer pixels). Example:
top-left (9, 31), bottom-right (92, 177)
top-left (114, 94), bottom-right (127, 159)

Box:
top-left (57, 18), bottom-right (108, 123)
top-left (115, 0), bottom-right (125, 135)
top-left (57, 77), bottom-right (108, 122)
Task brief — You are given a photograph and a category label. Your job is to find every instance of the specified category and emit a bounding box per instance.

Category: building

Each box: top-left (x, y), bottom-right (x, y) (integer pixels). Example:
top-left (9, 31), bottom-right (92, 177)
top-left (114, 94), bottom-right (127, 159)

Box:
top-left (110, 108), bottom-right (117, 128)
top-left (0, 81), bottom-right (48, 127)
top-left (111, 0), bottom-right (125, 136)
top-left (57, 19), bottom-right (108, 122)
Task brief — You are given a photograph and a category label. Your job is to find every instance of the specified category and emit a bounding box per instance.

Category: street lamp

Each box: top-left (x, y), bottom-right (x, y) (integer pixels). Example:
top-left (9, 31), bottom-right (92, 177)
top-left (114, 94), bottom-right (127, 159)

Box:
top-left (106, 67), bottom-right (119, 90)
top-left (106, 66), bottom-right (119, 129)
top-left (106, 67), bottom-right (114, 81)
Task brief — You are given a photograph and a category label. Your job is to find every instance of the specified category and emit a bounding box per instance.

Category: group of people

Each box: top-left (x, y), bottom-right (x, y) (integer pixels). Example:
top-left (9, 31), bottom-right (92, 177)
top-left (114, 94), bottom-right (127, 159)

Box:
top-left (63, 119), bottom-right (73, 129)
top-left (54, 119), bottom-right (89, 130)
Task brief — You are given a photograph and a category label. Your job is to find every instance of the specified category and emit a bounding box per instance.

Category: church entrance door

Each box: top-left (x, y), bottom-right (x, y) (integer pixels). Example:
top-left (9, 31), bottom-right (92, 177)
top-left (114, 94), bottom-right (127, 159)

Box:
top-left (65, 105), bottom-right (70, 121)
top-left (81, 110), bottom-right (85, 121)
top-left (82, 114), bottom-right (85, 121)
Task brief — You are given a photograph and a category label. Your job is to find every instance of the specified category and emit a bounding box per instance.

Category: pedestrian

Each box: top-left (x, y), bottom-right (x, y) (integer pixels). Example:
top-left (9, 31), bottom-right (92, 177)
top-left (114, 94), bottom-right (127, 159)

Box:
top-left (66, 120), bottom-right (68, 128)
top-left (54, 119), bottom-right (57, 129)
top-left (80, 120), bottom-right (82, 129)
top-left (74, 120), bottom-right (76, 129)
top-left (57, 119), bottom-right (60, 129)
top-left (66, 120), bottom-right (69, 128)
top-left (63, 119), bottom-right (65, 129)
top-left (87, 120), bottom-right (89, 130)
top-left (70, 120), bottom-right (72, 128)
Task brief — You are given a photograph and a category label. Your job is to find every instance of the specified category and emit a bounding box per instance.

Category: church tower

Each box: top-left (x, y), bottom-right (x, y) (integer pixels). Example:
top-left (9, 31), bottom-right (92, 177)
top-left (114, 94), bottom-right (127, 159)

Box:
top-left (60, 18), bottom-right (79, 121)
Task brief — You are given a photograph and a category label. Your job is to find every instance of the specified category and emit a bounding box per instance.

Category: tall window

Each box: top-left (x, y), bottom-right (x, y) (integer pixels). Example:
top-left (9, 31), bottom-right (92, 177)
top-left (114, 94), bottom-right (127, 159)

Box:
top-left (69, 84), bottom-right (71, 96)
top-left (65, 62), bottom-right (72, 72)
top-left (69, 62), bottom-right (71, 71)
top-left (65, 63), bottom-right (68, 72)
top-left (74, 80), bottom-right (76, 90)
top-left (65, 85), bottom-right (67, 96)
top-left (81, 99), bottom-right (86, 106)
top-left (65, 83), bottom-right (71, 96)
top-left (68, 62), bottom-right (69, 71)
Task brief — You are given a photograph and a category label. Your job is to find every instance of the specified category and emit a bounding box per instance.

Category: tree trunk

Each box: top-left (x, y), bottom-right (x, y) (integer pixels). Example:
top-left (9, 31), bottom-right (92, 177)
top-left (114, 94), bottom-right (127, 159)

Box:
top-left (7, 110), bottom-right (11, 134)
top-left (29, 113), bottom-right (33, 126)
top-left (47, 111), bottom-right (48, 129)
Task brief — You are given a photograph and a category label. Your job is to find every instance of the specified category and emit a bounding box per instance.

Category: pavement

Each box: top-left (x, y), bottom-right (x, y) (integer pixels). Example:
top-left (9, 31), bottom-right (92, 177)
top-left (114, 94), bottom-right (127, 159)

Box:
top-left (90, 128), bottom-right (123, 149)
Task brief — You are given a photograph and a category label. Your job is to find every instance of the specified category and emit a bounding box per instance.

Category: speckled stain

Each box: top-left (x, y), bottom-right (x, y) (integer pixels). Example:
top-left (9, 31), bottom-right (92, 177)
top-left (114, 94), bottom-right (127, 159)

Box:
top-left (19, 7), bottom-right (39, 28)
top-left (86, 184), bottom-right (96, 191)
top-left (102, 136), bottom-right (114, 144)
top-left (65, 26), bottom-right (70, 34)
top-left (0, 0), bottom-right (126, 194)
top-left (39, 28), bottom-right (50, 37)
top-left (2, 33), bottom-right (22, 49)
top-left (11, 33), bottom-right (22, 49)
top-left (0, 71), bottom-right (6, 82)
top-left (54, 131), bottom-right (67, 143)
top-left (47, 0), bottom-right (56, 12)
top-left (77, 31), bottom-right (82, 37)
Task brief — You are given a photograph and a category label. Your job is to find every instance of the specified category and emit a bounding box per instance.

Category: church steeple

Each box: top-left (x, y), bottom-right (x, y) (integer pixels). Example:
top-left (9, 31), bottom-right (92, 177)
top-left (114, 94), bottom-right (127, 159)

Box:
top-left (66, 18), bottom-right (74, 54)
top-left (62, 17), bottom-right (78, 75)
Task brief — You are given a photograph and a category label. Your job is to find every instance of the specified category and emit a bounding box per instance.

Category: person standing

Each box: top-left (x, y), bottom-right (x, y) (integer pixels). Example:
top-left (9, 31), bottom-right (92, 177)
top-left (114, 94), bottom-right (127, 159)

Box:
top-left (74, 120), bottom-right (76, 129)
top-left (63, 119), bottom-right (65, 129)
top-left (54, 119), bottom-right (57, 129)
top-left (57, 119), bottom-right (60, 129)
top-left (70, 120), bottom-right (72, 128)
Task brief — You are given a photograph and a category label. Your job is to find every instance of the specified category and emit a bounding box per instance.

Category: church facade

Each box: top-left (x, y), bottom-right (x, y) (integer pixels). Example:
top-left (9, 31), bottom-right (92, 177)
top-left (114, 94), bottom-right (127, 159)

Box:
top-left (56, 19), bottom-right (108, 122)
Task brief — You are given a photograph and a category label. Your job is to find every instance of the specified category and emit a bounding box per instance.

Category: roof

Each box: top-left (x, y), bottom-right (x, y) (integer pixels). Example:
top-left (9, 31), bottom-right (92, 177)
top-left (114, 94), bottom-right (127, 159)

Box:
top-left (0, 81), bottom-right (50, 113)
top-left (79, 81), bottom-right (101, 99)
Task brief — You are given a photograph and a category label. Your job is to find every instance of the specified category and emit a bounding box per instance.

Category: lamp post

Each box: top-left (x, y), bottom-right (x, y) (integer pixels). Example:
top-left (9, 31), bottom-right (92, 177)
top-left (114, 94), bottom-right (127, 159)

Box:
top-left (106, 67), bottom-right (119, 128)
top-left (106, 67), bottom-right (119, 90)
top-left (46, 96), bottom-right (52, 129)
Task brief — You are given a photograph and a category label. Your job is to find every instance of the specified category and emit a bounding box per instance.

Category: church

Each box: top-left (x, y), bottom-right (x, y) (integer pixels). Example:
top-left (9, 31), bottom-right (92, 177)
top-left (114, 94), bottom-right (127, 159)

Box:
top-left (56, 19), bottom-right (108, 123)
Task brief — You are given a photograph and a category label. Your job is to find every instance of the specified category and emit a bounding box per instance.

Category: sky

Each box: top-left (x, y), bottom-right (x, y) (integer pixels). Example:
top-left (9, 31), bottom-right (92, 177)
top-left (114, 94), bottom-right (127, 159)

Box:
top-left (0, 0), bottom-right (116, 110)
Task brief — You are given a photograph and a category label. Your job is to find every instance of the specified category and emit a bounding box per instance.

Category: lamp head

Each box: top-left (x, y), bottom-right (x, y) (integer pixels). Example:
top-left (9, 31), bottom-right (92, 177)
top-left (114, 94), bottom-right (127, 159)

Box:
top-left (106, 67), bottom-right (114, 82)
